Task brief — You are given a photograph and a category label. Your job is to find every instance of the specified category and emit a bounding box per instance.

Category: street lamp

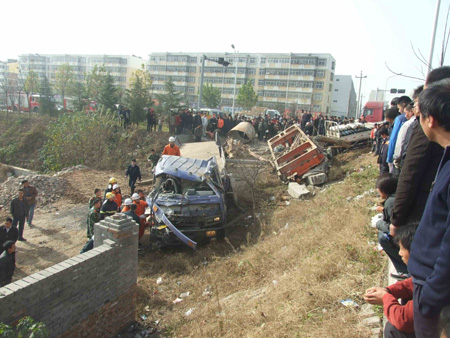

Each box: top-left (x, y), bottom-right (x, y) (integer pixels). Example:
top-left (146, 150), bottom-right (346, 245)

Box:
top-left (231, 44), bottom-right (238, 117)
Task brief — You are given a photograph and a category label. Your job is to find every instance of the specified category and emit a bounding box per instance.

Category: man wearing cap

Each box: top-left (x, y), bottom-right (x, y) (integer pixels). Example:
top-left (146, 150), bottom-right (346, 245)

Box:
top-left (22, 180), bottom-right (38, 227)
top-left (162, 137), bottom-right (181, 156)
top-left (10, 189), bottom-right (29, 241)
top-left (87, 198), bottom-right (102, 239)
top-left (0, 218), bottom-right (18, 256)
top-left (125, 159), bottom-right (141, 195)
top-left (100, 192), bottom-right (118, 220)
top-left (0, 241), bottom-right (15, 286)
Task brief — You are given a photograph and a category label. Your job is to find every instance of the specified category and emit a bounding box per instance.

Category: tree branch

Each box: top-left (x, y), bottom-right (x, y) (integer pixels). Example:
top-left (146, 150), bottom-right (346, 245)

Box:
top-left (384, 62), bottom-right (426, 81)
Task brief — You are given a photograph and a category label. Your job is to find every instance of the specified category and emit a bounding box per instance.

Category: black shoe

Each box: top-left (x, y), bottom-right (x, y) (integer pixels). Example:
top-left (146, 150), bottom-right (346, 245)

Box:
top-left (18, 237), bottom-right (27, 242)
top-left (390, 272), bottom-right (409, 280)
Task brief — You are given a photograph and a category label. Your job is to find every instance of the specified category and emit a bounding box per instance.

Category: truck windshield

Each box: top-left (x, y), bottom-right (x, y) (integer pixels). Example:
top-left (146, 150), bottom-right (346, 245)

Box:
top-left (363, 108), bottom-right (374, 116)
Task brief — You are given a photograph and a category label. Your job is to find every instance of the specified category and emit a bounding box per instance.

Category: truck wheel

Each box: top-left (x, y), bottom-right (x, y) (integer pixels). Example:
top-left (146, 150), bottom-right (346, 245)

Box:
top-left (33, 106), bottom-right (39, 113)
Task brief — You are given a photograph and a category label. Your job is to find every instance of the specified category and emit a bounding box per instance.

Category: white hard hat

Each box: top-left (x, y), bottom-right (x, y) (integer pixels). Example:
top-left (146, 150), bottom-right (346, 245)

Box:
top-left (113, 184), bottom-right (119, 190)
top-left (169, 136), bottom-right (176, 143)
top-left (123, 198), bottom-right (133, 206)
top-left (131, 193), bottom-right (140, 200)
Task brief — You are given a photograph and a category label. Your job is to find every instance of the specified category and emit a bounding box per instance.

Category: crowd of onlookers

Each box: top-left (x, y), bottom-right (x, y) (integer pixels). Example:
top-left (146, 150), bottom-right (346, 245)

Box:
top-left (364, 66), bottom-right (450, 338)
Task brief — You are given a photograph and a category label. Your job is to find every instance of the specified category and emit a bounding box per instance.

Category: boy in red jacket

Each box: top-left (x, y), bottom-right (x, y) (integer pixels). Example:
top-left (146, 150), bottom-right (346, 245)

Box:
top-left (364, 225), bottom-right (416, 337)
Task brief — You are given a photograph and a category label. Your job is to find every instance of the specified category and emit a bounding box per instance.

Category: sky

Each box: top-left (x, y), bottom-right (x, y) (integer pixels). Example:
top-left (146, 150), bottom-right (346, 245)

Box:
top-left (1, 0), bottom-right (449, 103)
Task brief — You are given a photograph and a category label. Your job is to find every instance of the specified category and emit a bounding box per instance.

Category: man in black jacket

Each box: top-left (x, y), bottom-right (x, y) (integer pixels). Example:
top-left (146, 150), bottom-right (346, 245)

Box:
top-left (390, 67), bottom-right (449, 236)
top-left (10, 189), bottom-right (29, 241)
top-left (0, 241), bottom-right (15, 286)
top-left (0, 218), bottom-right (18, 255)
top-left (125, 159), bottom-right (141, 195)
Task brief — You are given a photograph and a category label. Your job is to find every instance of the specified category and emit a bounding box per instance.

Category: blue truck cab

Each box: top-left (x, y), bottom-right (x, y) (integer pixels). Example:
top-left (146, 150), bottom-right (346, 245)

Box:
top-left (147, 155), bottom-right (228, 249)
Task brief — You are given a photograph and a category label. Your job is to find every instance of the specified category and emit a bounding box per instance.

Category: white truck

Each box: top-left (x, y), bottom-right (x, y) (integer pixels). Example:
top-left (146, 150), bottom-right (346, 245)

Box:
top-left (325, 121), bottom-right (372, 143)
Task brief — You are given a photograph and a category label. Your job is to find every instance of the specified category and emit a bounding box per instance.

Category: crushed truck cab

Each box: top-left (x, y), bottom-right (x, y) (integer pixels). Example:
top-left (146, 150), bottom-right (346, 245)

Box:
top-left (147, 155), bottom-right (228, 249)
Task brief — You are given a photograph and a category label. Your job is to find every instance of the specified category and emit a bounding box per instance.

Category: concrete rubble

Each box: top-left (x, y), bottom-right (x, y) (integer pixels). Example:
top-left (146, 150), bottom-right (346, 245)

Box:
top-left (0, 174), bottom-right (68, 207)
top-left (288, 183), bottom-right (310, 199)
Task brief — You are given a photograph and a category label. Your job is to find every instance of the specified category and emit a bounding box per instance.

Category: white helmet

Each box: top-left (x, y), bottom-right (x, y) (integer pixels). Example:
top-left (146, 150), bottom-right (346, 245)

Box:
top-left (169, 136), bottom-right (176, 143)
top-left (113, 184), bottom-right (119, 190)
top-left (123, 198), bottom-right (133, 206)
top-left (131, 193), bottom-right (140, 200)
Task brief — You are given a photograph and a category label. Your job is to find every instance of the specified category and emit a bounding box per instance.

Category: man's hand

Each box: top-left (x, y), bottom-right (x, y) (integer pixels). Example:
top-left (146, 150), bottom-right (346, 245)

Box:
top-left (364, 287), bottom-right (388, 305)
top-left (376, 206), bottom-right (384, 212)
top-left (390, 224), bottom-right (398, 237)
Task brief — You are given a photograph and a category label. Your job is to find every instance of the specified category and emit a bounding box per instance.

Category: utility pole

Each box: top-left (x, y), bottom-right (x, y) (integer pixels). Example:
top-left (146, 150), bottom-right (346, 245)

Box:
top-left (355, 71), bottom-right (367, 117)
top-left (198, 55), bottom-right (206, 109)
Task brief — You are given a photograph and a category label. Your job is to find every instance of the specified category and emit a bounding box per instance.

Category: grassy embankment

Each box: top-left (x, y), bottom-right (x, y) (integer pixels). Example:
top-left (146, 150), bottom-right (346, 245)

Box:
top-left (136, 151), bottom-right (385, 338)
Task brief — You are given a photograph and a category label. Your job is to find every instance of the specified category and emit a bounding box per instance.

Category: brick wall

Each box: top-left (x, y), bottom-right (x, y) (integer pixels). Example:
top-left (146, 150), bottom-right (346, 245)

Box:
top-left (0, 214), bottom-right (139, 338)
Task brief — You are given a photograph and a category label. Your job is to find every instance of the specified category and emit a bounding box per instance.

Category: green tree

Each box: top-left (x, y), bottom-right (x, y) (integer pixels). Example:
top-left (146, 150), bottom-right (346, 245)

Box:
top-left (24, 70), bottom-right (40, 114)
top-left (98, 73), bottom-right (118, 111)
top-left (70, 81), bottom-right (88, 112)
top-left (237, 80), bottom-right (258, 112)
top-left (202, 83), bottom-right (221, 108)
top-left (156, 77), bottom-right (183, 112)
top-left (125, 65), bottom-right (152, 124)
top-left (39, 76), bottom-right (57, 116)
top-left (53, 64), bottom-right (74, 110)
top-left (85, 65), bottom-right (107, 102)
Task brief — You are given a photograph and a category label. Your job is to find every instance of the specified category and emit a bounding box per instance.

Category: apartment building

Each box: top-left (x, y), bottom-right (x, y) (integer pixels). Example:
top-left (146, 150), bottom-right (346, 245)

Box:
top-left (147, 52), bottom-right (336, 113)
top-left (17, 54), bottom-right (145, 88)
top-left (330, 75), bottom-right (357, 118)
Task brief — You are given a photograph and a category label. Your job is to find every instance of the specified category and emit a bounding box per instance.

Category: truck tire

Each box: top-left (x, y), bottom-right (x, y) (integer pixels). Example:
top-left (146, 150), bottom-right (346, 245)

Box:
top-left (33, 106), bottom-right (39, 113)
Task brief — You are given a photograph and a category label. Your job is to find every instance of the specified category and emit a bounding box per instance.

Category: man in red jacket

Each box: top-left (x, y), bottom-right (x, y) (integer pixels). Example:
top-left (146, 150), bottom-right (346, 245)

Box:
top-left (364, 225), bottom-right (416, 338)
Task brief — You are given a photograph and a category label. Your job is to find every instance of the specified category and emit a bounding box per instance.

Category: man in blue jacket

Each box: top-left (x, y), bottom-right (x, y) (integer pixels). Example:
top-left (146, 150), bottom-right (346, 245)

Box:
top-left (387, 96), bottom-right (412, 174)
top-left (408, 78), bottom-right (450, 337)
top-left (125, 159), bottom-right (141, 195)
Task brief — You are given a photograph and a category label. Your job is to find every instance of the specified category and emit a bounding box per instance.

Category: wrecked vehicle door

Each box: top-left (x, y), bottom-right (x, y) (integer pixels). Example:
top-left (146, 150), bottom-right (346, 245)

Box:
top-left (147, 155), bottom-right (227, 249)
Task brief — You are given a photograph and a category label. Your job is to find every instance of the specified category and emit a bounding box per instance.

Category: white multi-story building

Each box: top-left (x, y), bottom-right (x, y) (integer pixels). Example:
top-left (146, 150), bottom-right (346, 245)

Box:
top-left (330, 75), bottom-right (357, 118)
top-left (147, 52), bottom-right (336, 113)
top-left (18, 54), bottom-right (145, 88)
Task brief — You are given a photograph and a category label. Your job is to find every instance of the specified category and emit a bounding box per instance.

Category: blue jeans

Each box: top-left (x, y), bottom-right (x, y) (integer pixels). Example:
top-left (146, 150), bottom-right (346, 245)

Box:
top-left (27, 204), bottom-right (35, 225)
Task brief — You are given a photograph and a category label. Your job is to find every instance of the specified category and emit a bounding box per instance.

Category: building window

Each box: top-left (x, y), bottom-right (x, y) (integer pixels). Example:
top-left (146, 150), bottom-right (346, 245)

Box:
top-left (333, 100), bottom-right (338, 103)
top-left (334, 89), bottom-right (339, 91)
top-left (314, 93), bottom-right (322, 101)
top-left (330, 73), bottom-right (334, 81)
top-left (315, 82), bottom-right (324, 89)
top-left (318, 59), bottom-right (327, 66)
top-left (331, 61), bottom-right (336, 70)
top-left (316, 70), bottom-right (325, 78)
top-left (313, 105), bottom-right (321, 111)
top-left (329, 84), bottom-right (333, 92)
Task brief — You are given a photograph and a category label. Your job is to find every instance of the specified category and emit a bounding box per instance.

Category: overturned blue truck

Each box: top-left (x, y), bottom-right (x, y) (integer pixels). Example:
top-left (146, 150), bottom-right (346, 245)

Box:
top-left (146, 153), bottom-right (232, 250)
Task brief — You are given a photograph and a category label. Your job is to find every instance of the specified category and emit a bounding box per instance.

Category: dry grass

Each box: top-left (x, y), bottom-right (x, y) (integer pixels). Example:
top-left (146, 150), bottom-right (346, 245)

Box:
top-left (136, 151), bottom-right (385, 338)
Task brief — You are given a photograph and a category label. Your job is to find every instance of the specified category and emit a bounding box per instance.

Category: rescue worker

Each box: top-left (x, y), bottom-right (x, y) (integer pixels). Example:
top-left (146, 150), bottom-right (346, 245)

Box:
top-left (121, 198), bottom-right (133, 213)
top-left (104, 177), bottom-right (117, 198)
top-left (88, 188), bottom-right (102, 209)
top-left (112, 184), bottom-right (122, 208)
top-left (87, 198), bottom-right (102, 239)
top-left (125, 159), bottom-right (141, 195)
top-left (162, 137), bottom-right (181, 156)
top-left (100, 192), bottom-right (118, 220)
top-left (147, 149), bottom-right (161, 170)
top-left (217, 116), bottom-right (224, 135)
top-left (132, 193), bottom-right (148, 242)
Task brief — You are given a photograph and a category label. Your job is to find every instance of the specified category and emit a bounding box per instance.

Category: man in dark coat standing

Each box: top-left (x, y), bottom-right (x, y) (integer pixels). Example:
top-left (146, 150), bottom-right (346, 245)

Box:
top-left (22, 179), bottom-right (38, 227)
top-left (10, 189), bottom-right (29, 241)
top-left (125, 159), bottom-right (141, 195)
top-left (0, 218), bottom-right (18, 255)
top-left (0, 241), bottom-right (16, 287)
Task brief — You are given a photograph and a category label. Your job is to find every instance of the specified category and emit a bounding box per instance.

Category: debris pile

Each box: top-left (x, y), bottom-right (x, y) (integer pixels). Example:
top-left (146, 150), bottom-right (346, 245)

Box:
top-left (0, 174), bottom-right (68, 206)
top-left (54, 164), bottom-right (89, 176)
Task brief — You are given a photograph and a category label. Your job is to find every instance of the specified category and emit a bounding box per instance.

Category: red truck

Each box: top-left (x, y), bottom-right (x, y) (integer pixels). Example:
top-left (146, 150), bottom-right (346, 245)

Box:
top-left (361, 101), bottom-right (386, 123)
